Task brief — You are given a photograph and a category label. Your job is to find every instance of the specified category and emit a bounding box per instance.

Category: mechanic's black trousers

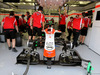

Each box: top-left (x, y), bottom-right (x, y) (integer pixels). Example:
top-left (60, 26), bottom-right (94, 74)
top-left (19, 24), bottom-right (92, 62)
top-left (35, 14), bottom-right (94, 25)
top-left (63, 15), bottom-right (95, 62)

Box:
top-left (67, 29), bottom-right (73, 41)
top-left (73, 29), bottom-right (81, 48)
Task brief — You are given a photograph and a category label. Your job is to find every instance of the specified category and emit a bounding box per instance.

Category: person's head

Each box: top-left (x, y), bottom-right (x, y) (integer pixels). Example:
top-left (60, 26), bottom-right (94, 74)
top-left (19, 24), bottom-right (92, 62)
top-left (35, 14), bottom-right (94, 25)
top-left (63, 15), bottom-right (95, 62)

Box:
top-left (38, 6), bottom-right (43, 12)
top-left (21, 15), bottom-right (25, 18)
top-left (79, 15), bottom-right (83, 18)
top-left (51, 18), bottom-right (54, 20)
top-left (76, 15), bottom-right (79, 18)
top-left (9, 11), bottom-right (14, 16)
top-left (82, 12), bottom-right (85, 18)
top-left (70, 17), bottom-right (73, 21)
top-left (26, 11), bottom-right (30, 16)
top-left (85, 13), bottom-right (88, 17)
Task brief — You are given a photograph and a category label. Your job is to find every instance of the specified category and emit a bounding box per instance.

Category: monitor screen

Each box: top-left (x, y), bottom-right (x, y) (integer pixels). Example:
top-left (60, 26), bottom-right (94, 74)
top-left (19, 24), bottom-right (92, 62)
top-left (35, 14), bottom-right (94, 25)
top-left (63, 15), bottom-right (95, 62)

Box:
top-left (3, 0), bottom-right (20, 3)
top-left (96, 11), bottom-right (100, 20)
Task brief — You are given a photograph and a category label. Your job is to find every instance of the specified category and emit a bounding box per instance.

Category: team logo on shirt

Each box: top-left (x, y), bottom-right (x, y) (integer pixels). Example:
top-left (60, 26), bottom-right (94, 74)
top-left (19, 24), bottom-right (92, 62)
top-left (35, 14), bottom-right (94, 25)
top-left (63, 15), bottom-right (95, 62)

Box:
top-left (36, 13), bottom-right (40, 16)
top-left (84, 18), bottom-right (88, 21)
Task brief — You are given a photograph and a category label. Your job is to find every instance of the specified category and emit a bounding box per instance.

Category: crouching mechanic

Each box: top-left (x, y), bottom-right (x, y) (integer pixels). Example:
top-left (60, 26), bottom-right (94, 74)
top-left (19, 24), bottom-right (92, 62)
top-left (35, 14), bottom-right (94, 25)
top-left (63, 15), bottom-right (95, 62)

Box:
top-left (1, 11), bottom-right (19, 52)
top-left (30, 6), bottom-right (45, 41)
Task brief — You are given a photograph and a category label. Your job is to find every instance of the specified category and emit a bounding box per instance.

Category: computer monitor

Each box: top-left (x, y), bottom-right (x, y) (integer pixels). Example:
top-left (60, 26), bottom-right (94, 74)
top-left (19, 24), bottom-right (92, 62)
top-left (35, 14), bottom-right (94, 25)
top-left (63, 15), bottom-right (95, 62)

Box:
top-left (96, 11), bottom-right (100, 20)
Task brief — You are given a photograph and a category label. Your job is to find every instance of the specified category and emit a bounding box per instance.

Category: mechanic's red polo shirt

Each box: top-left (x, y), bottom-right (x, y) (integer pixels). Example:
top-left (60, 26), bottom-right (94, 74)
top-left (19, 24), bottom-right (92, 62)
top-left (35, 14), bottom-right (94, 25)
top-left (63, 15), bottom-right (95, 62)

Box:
top-left (46, 20), bottom-right (49, 23)
top-left (31, 11), bottom-right (45, 28)
top-left (2, 16), bottom-right (17, 29)
top-left (59, 14), bottom-right (68, 25)
top-left (19, 18), bottom-right (26, 26)
top-left (27, 17), bottom-right (31, 26)
top-left (67, 21), bottom-right (73, 29)
top-left (83, 17), bottom-right (91, 28)
top-left (73, 18), bottom-right (84, 30)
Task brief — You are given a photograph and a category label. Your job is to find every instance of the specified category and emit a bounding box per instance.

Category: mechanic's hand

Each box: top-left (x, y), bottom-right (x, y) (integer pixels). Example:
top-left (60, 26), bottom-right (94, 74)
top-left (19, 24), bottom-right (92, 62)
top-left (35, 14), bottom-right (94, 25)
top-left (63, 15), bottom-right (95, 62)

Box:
top-left (42, 28), bottom-right (44, 32)
top-left (42, 29), bottom-right (44, 32)
top-left (16, 29), bottom-right (19, 33)
top-left (30, 26), bottom-right (33, 30)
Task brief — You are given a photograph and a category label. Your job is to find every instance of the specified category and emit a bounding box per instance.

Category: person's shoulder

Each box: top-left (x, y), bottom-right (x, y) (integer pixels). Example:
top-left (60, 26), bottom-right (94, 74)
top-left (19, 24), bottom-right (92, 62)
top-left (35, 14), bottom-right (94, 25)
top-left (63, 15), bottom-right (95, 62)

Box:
top-left (78, 18), bottom-right (82, 20)
top-left (68, 21), bottom-right (71, 24)
top-left (61, 14), bottom-right (63, 16)
top-left (32, 12), bottom-right (37, 15)
top-left (41, 13), bottom-right (44, 16)
top-left (5, 16), bottom-right (9, 19)
top-left (13, 16), bottom-right (16, 19)
top-left (6, 16), bottom-right (9, 18)
top-left (68, 21), bottom-right (71, 23)
top-left (29, 15), bottom-right (31, 17)
top-left (12, 17), bottom-right (17, 21)
top-left (66, 15), bottom-right (68, 17)
top-left (73, 18), bottom-right (76, 20)
top-left (19, 18), bottom-right (22, 20)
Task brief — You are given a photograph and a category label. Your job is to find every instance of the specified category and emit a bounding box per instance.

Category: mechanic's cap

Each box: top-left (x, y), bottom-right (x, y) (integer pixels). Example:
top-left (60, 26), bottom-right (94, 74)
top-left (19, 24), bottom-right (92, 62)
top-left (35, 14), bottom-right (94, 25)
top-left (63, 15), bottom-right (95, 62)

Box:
top-left (48, 21), bottom-right (52, 25)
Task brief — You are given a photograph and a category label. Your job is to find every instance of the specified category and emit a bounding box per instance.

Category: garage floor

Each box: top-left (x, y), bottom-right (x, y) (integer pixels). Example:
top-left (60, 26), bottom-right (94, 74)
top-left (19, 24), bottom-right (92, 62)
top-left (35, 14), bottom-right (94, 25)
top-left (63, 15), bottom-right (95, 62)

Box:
top-left (0, 39), bottom-right (100, 75)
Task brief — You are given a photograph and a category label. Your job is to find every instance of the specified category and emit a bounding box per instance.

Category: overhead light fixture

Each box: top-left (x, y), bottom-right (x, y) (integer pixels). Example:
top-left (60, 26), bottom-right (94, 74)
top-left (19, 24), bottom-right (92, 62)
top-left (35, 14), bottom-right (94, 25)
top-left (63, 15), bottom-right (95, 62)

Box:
top-left (64, 4), bottom-right (67, 7)
top-left (1, 8), bottom-right (13, 11)
top-left (79, 1), bottom-right (90, 4)
top-left (29, 3), bottom-right (31, 5)
top-left (26, 0), bottom-right (31, 1)
top-left (28, 3), bottom-right (34, 6)
top-left (12, 3), bottom-right (15, 4)
top-left (6, 2), bottom-right (10, 4)
top-left (35, 3), bottom-right (37, 5)
top-left (32, 3), bottom-right (34, 6)
top-left (71, 5), bottom-right (77, 7)
top-left (18, 3), bottom-right (20, 4)
top-left (23, 2), bottom-right (26, 4)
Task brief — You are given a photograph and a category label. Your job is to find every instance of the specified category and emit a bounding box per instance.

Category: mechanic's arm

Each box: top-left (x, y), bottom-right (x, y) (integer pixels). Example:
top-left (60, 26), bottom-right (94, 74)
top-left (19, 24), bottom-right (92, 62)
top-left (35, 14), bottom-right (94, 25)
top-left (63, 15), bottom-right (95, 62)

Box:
top-left (81, 19), bottom-right (85, 28)
top-left (30, 17), bottom-right (33, 30)
top-left (71, 23), bottom-right (73, 30)
top-left (59, 12), bottom-right (61, 16)
top-left (1, 22), bottom-right (4, 32)
top-left (59, 8), bottom-right (61, 16)
top-left (81, 23), bottom-right (84, 29)
top-left (1, 22), bottom-right (4, 28)
top-left (15, 25), bottom-right (19, 32)
top-left (71, 22), bottom-right (73, 27)
top-left (42, 22), bottom-right (44, 30)
top-left (89, 19), bottom-right (91, 27)
top-left (14, 19), bottom-right (19, 32)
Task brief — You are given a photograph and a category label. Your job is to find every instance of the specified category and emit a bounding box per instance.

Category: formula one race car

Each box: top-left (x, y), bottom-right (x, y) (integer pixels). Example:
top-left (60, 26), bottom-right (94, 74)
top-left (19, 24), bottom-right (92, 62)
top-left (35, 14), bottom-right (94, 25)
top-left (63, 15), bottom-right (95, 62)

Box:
top-left (16, 21), bottom-right (92, 75)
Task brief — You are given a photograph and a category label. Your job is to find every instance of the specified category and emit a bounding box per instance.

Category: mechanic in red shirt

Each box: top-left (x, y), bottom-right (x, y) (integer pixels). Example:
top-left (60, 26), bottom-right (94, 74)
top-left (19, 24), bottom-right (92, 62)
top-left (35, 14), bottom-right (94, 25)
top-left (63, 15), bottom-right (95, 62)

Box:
top-left (1, 11), bottom-right (19, 52)
top-left (19, 15), bottom-right (26, 33)
top-left (30, 6), bottom-right (45, 41)
top-left (59, 10), bottom-right (68, 39)
top-left (67, 17), bottom-right (73, 41)
top-left (26, 11), bottom-right (32, 40)
top-left (79, 13), bottom-right (91, 45)
top-left (72, 14), bottom-right (84, 49)
top-left (19, 15), bottom-right (26, 26)
top-left (50, 18), bottom-right (54, 23)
